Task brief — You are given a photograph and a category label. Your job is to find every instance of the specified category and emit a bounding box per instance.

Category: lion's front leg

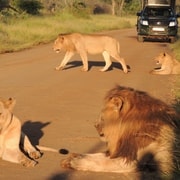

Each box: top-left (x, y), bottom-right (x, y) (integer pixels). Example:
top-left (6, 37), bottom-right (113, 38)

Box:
top-left (2, 146), bottom-right (38, 167)
top-left (1, 119), bottom-right (36, 167)
top-left (61, 153), bottom-right (107, 171)
top-left (55, 51), bottom-right (74, 70)
top-left (21, 132), bottom-right (42, 160)
top-left (19, 152), bottom-right (38, 167)
top-left (61, 153), bottom-right (136, 173)
top-left (150, 67), bottom-right (171, 75)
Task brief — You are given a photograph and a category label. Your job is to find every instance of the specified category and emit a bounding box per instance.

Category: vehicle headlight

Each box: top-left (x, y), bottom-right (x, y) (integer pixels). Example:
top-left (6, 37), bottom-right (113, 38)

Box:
top-left (169, 21), bottom-right (177, 27)
top-left (140, 20), bottom-right (148, 26)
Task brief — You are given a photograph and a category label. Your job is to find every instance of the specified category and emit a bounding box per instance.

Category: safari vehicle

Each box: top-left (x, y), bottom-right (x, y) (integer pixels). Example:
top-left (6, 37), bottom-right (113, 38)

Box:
top-left (136, 0), bottom-right (179, 43)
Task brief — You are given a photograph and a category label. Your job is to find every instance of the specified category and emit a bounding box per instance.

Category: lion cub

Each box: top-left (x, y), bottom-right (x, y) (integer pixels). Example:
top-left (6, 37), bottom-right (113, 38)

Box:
top-left (150, 52), bottom-right (180, 75)
top-left (53, 33), bottom-right (128, 73)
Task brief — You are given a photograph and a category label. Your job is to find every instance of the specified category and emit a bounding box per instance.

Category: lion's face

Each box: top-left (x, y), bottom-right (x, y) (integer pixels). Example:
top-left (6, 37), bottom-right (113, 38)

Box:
top-left (0, 98), bottom-right (16, 125)
top-left (53, 36), bottom-right (64, 53)
top-left (95, 96), bottom-right (124, 142)
top-left (154, 52), bottom-right (167, 65)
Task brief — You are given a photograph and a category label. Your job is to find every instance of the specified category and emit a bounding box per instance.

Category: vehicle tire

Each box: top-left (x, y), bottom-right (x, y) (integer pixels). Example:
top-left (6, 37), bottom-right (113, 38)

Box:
top-left (169, 37), bottom-right (177, 43)
top-left (137, 35), bottom-right (144, 42)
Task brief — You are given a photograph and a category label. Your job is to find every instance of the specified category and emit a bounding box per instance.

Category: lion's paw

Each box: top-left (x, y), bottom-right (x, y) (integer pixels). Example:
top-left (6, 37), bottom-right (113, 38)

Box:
top-left (21, 158), bottom-right (38, 167)
top-left (81, 67), bottom-right (88, 72)
top-left (61, 153), bottom-right (82, 169)
top-left (55, 66), bottom-right (64, 71)
top-left (61, 158), bottom-right (72, 168)
top-left (99, 68), bottom-right (107, 72)
top-left (29, 150), bottom-right (42, 160)
top-left (123, 69), bottom-right (128, 74)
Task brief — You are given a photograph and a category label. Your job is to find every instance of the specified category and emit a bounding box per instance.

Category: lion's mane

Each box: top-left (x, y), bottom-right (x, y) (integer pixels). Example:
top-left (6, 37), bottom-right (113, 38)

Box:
top-left (99, 85), bottom-right (180, 173)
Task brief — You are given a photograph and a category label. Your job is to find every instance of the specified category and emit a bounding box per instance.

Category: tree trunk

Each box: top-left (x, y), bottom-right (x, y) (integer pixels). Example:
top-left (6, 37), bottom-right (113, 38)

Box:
top-left (119, 0), bottom-right (125, 16)
top-left (111, 0), bottom-right (116, 15)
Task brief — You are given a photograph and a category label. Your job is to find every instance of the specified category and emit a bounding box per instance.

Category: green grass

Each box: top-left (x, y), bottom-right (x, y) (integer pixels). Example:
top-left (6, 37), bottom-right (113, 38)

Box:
top-left (170, 35), bottom-right (180, 60)
top-left (0, 14), bottom-right (136, 53)
top-left (0, 12), bottom-right (179, 98)
top-left (1, 12), bottom-right (179, 59)
top-left (169, 30), bottom-right (180, 100)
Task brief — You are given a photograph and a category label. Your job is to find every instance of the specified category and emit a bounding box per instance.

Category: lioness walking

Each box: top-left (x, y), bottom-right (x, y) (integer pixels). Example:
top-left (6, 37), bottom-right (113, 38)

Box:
top-left (53, 33), bottom-right (128, 73)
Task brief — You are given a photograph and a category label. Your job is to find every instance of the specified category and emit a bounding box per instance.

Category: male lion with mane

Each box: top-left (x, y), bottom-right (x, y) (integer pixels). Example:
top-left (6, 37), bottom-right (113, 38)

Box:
top-left (53, 33), bottom-right (128, 73)
top-left (61, 85), bottom-right (180, 179)
top-left (150, 52), bottom-right (180, 75)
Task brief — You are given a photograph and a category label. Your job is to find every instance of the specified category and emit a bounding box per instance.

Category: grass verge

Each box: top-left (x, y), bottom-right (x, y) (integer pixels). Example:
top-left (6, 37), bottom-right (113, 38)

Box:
top-left (0, 13), bottom-right (179, 99)
top-left (0, 14), bottom-right (136, 53)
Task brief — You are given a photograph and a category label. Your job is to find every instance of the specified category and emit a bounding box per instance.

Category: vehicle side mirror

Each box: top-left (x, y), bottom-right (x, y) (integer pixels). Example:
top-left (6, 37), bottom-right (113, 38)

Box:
top-left (176, 13), bottom-right (180, 18)
top-left (137, 11), bottom-right (141, 16)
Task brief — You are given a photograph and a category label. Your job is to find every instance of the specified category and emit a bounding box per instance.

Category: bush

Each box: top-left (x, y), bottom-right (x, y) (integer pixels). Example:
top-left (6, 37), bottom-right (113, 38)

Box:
top-left (64, 1), bottom-right (91, 19)
top-left (124, 0), bottom-right (141, 15)
top-left (15, 0), bottom-right (43, 15)
top-left (0, 0), bottom-right (8, 11)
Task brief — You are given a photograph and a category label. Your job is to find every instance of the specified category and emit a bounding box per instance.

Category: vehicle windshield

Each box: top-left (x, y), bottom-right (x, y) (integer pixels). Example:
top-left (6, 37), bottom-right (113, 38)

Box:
top-left (143, 7), bottom-right (174, 17)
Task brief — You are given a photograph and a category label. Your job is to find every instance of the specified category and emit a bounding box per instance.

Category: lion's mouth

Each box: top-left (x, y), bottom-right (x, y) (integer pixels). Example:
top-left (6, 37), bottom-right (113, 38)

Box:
top-left (99, 133), bottom-right (104, 137)
top-left (99, 133), bottom-right (106, 142)
top-left (55, 49), bottom-right (60, 53)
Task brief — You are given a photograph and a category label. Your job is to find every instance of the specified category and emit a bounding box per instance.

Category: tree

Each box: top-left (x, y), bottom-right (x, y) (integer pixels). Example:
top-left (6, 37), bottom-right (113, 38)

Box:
top-left (111, 0), bottom-right (115, 15)
top-left (109, 0), bottom-right (125, 15)
top-left (15, 0), bottom-right (43, 15)
top-left (118, 0), bottom-right (125, 16)
top-left (0, 0), bottom-right (19, 12)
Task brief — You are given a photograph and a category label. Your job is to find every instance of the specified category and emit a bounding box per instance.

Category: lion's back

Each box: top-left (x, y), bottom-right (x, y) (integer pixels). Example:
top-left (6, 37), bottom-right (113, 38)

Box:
top-left (167, 55), bottom-right (180, 74)
top-left (172, 63), bottom-right (180, 74)
top-left (69, 33), bottom-right (119, 54)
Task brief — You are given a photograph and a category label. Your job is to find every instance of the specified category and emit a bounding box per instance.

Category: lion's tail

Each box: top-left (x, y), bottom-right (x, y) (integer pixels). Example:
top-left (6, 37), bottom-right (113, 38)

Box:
top-left (36, 145), bottom-right (69, 154)
top-left (36, 145), bottom-right (59, 152)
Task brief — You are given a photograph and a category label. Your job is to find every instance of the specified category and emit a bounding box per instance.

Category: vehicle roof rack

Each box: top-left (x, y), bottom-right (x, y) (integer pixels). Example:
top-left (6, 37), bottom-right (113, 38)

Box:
top-left (143, 0), bottom-right (175, 8)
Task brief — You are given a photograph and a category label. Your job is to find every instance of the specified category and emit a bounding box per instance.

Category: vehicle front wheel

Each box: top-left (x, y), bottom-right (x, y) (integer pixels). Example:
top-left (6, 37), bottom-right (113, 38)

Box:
top-left (137, 35), bottom-right (144, 42)
top-left (169, 36), bottom-right (177, 43)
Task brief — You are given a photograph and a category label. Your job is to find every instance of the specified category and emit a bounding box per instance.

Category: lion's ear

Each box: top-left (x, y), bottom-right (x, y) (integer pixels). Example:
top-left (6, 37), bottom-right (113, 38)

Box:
top-left (5, 98), bottom-right (16, 112)
top-left (110, 97), bottom-right (123, 111)
top-left (0, 101), bottom-right (4, 115)
top-left (163, 52), bottom-right (166, 57)
top-left (58, 35), bottom-right (64, 42)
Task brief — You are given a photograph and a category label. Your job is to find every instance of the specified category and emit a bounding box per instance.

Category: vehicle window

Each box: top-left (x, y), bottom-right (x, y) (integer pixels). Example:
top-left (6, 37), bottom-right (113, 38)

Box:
top-left (143, 7), bottom-right (173, 17)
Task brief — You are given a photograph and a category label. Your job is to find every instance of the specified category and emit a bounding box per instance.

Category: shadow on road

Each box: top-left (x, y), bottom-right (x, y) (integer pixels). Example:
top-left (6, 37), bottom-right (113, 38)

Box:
top-left (62, 60), bottom-right (130, 72)
top-left (22, 120), bottom-right (50, 145)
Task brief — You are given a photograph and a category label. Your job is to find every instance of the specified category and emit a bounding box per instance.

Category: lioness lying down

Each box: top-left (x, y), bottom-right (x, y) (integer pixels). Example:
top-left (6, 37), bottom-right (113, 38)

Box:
top-left (150, 52), bottom-right (180, 75)
top-left (61, 86), bottom-right (180, 178)
top-left (0, 98), bottom-right (42, 167)
top-left (53, 33), bottom-right (128, 73)
top-left (0, 98), bottom-right (58, 167)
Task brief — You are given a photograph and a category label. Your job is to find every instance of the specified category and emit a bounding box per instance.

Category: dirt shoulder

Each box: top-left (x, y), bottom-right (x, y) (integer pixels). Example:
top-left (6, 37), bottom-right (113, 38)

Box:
top-left (0, 28), bottom-right (179, 180)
